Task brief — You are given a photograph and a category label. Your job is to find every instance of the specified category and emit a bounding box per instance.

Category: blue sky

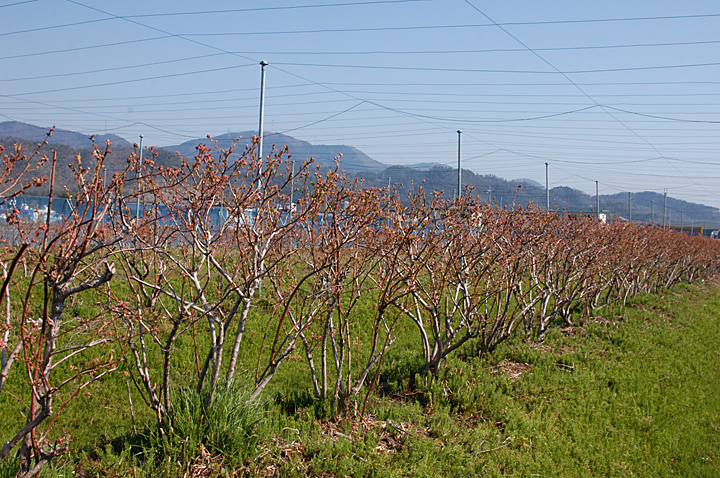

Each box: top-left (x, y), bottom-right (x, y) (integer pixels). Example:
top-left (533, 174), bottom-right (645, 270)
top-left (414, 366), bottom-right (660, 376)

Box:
top-left (2, 0), bottom-right (720, 206)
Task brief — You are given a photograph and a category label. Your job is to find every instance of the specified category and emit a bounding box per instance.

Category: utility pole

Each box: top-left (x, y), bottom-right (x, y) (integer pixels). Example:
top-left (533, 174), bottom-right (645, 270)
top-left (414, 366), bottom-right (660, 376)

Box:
top-left (136, 134), bottom-right (143, 224)
top-left (651, 199), bottom-right (654, 225)
top-left (257, 61), bottom-right (268, 191)
top-left (256, 61), bottom-right (268, 296)
top-left (595, 181), bottom-right (599, 219)
top-left (388, 177), bottom-right (391, 190)
top-left (691, 217), bottom-right (694, 235)
top-left (456, 130), bottom-right (462, 200)
top-left (289, 160), bottom-right (295, 214)
top-left (545, 162), bottom-right (549, 210)
top-left (681, 210), bottom-right (684, 232)
top-left (628, 192), bottom-right (632, 222)
top-left (663, 190), bottom-right (667, 228)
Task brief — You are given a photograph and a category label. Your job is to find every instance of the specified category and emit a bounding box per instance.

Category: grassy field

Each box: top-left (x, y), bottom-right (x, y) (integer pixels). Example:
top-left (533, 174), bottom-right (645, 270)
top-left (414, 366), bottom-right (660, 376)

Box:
top-left (3, 279), bottom-right (720, 477)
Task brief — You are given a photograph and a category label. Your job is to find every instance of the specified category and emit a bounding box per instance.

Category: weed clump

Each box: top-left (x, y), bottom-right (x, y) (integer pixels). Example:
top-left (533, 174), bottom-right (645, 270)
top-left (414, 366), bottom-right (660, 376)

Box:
top-left (143, 380), bottom-right (266, 469)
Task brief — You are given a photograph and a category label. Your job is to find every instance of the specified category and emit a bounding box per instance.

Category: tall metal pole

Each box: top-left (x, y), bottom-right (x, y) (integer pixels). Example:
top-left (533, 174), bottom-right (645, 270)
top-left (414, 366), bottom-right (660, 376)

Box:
top-left (691, 217), bottom-right (694, 235)
top-left (289, 160), bottom-right (295, 213)
top-left (456, 130), bottom-right (462, 200)
top-left (257, 61), bottom-right (268, 191)
top-left (256, 61), bottom-right (268, 296)
top-left (545, 163), bottom-right (549, 210)
top-left (136, 134), bottom-right (143, 224)
top-left (628, 192), bottom-right (631, 222)
top-left (681, 210), bottom-right (684, 232)
top-left (651, 199), bottom-right (654, 225)
top-left (663, 190), bottom-right (667, 228)
top-left (595, 180), bottom-right (599, 219)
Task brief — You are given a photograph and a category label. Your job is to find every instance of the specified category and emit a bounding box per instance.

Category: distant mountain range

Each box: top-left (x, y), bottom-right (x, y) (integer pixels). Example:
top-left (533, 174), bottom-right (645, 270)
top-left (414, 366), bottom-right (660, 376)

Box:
top-left (2, 121), bottom-right (720, 230)
top-left (167, 131), bottom-right (386, 174)
top-left (0, 121), bottom-right (132, 148)
top-left (513, 178), bottom-right (544, 189)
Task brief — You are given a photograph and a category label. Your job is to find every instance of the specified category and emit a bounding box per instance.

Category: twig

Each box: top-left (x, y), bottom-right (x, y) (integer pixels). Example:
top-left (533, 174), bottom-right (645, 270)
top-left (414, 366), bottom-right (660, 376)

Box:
top-left (127, 380), bottom-right (137, 435)
top-left (555, 362), bottom-right (575, 372)
top-left (477, 441), bottom-right (510, 454)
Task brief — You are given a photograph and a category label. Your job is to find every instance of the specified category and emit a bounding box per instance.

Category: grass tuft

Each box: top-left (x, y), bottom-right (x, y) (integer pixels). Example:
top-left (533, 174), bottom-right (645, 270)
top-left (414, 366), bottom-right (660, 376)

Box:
top-left (143, 379), bottom-right (266, 469)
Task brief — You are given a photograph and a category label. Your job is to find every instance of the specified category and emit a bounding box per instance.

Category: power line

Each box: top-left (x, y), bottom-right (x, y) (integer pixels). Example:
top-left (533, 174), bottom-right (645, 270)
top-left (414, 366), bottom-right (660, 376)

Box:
top-left (1, 0), bottom-right (427, 37)
top-left (0, 53), bottom-right (229, 83)
top-left (276, 102), bottom-right (365, 135)
top-left (7, 63), bottom-right (256, 96)
top-left (0, 0), bottom-right (36, 8)
top-left (64, 0), bottom-right (258, 65)
top-left (462, 0), bottom-right (711, 198)
top-left (118, 0), bottom-right (429, 18)
top-left (270, 60), bottom-right (720, 75)
top-left (603, 106), bottom-right (720, 124)
top-left (163, 13), bottom-right (720, 37)
top-left (2, 2), bottom-right (718, 208)
top-left (13, 84), bottom-right (314, 104)
top-left (321, 80), bottom-right (720, 87)
top-left (0, 95), bottom-right (210, 139)
top-left (0, 36), bottom-right (172, 60)
top-left (205, 40), bottom-right (720, 56)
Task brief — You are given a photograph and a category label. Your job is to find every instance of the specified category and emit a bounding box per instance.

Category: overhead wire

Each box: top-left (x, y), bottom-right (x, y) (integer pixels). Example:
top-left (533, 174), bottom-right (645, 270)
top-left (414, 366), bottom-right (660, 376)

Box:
top-left (0, 36), bottom-right (173, 60)
top-left (6, 63), bottom-right (256, 96)
top-left (206, 39), bottom-right (720, 56)
top-left (0, 0), bottom-right (36, 8)
top-left (4, 2), bottom-right (719, 206)
top-left (0, 52), bottom-right (229, 83)
top-left (0, 0), bottom-right (428, 37)
top-left (462, 0), bottom-right (715, 197)
top-left (269, 60), bottom-right (720, 74)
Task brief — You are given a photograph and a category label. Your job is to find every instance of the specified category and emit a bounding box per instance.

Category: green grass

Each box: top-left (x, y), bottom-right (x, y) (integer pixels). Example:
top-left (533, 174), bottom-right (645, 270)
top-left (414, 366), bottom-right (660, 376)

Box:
top-left (248, 280), bottom-right (720, 477)
top-left (3, 280), bottom-right (720, 476)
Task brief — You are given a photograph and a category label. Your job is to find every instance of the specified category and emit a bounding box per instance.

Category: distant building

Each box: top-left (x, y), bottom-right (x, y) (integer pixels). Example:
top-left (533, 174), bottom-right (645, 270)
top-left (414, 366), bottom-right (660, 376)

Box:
top-left (557, 209), bottom-right (607, 224)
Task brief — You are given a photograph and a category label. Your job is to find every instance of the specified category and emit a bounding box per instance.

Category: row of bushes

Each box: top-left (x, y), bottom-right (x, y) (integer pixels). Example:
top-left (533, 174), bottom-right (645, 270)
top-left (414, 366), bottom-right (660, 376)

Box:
top-left (2, 135), bottom-right (719, 474)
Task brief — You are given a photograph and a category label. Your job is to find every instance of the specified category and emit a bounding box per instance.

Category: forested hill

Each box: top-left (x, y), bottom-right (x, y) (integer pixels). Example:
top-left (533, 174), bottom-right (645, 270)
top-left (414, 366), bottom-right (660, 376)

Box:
top-left (167, 131), bottom-right (386, 174)
top-left (0, 136), bottom-right (180, 197)
top-left (2, 124), bottom-right (719, 229)
top-left (352, 165), bottom-right (720, 230)
top-left (0, 121), bottom-right (132, 149)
